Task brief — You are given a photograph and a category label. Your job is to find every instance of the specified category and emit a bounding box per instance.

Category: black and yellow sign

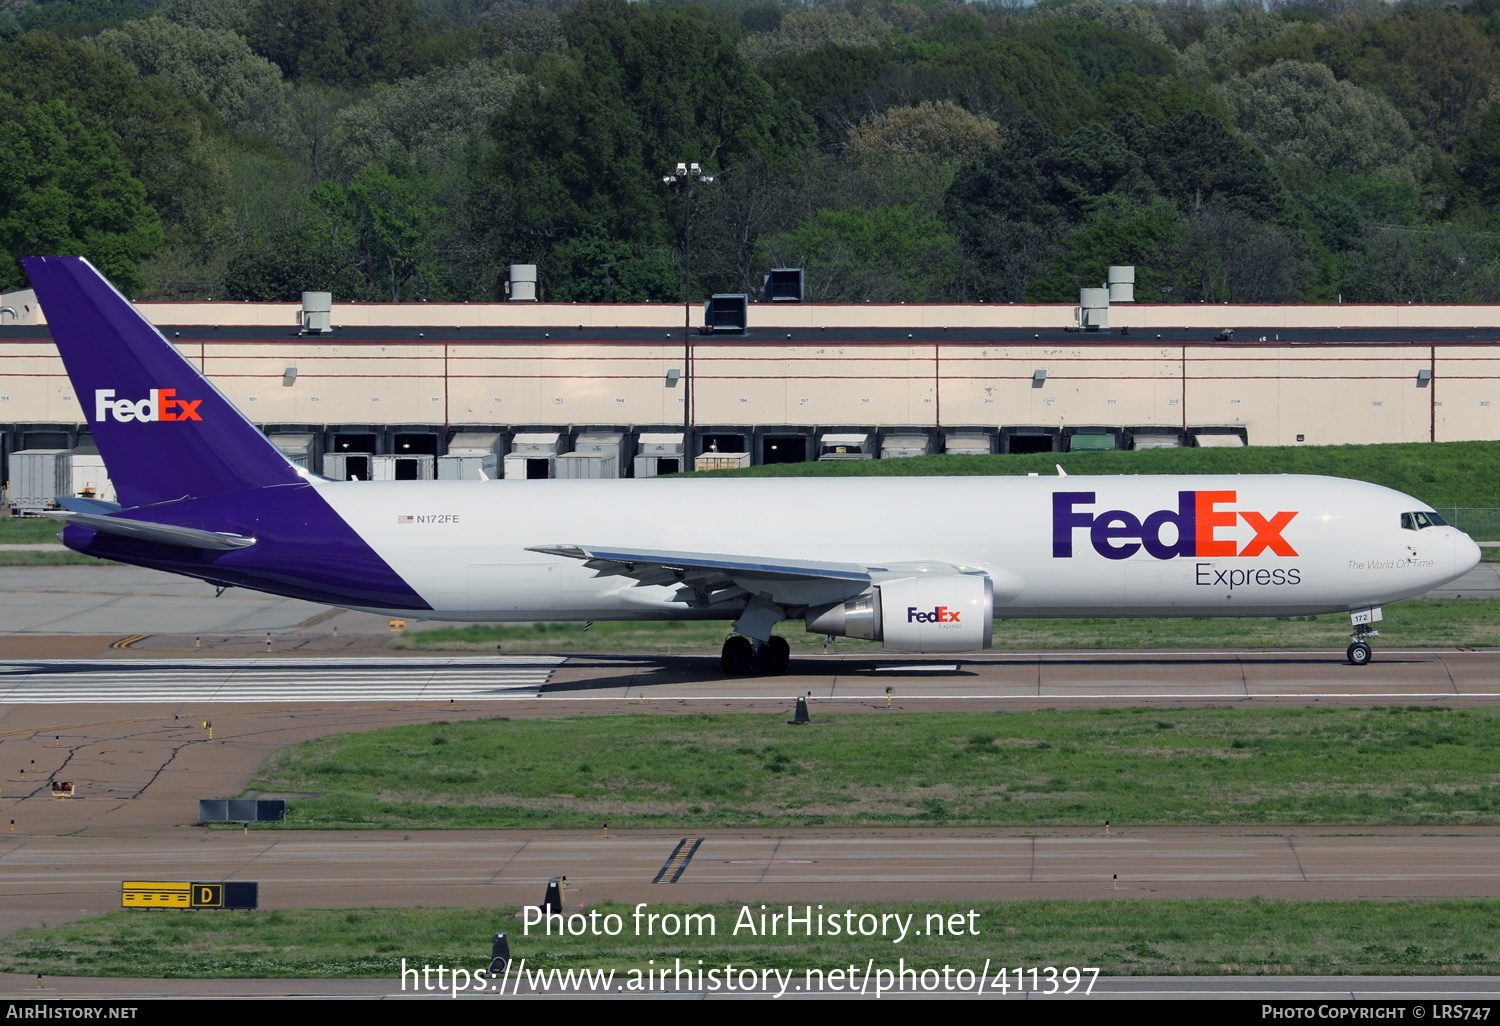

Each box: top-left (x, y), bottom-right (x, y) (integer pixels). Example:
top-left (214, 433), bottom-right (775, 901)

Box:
top-left (122, 881), bottom-right (255, 909)
top-left (122, 881), bottom-right (190, 908)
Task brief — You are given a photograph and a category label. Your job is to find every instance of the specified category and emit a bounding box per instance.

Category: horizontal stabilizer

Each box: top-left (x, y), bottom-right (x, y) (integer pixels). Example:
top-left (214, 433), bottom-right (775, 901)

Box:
top-left (55, 496), bottom-right (124, 514)
top-left (46, 511), bottom-right (256, 551)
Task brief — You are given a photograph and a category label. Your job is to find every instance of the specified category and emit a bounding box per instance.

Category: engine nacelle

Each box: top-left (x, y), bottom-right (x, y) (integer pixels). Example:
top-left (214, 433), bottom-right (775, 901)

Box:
top-left (804, 573), bottom-right (993, 652)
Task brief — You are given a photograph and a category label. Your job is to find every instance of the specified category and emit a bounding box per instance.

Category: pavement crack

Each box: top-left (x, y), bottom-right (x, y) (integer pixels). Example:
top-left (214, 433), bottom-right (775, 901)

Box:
top-left (1436, 654), bottom-right (1460, 695)
top-left (127, 741), bottom-right (196, 799)
top-left (227, 838), bottom-right (281, 879)
top-left (757, 838), bottom-right (784, 884)
top-left (1286, 835), bottom-right (1308, 882)
top-left (486, 839), bottom-right (530, 884)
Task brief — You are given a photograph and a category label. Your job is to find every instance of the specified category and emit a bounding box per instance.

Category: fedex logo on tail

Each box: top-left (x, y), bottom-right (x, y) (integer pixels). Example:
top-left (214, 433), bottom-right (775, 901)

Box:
top-left (94, 389), bottom-right (202, 424)
top-left (1053, 491), bottom-right (1298, 560)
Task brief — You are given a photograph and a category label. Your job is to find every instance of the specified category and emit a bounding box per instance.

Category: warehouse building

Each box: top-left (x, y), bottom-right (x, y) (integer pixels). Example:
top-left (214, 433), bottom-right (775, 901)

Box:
top-left (1, 282), bottom-right (1496, 505)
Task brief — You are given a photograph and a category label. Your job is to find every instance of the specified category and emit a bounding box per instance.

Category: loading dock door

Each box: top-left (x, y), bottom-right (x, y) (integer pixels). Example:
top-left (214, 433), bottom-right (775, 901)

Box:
top-left (1006, 434), bottom-right (1054, 455)
top-left (762, 436), bottom-right (806, 464)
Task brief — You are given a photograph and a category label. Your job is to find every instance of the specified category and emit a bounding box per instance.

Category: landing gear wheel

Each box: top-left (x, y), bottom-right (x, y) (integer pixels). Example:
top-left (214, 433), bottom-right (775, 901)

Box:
top-left (721, 635), bottom-right (755, 676)
top-left (1347, 641), bottom-right (1373, 666)
top-left (756, 636), bottom-right (791, 676)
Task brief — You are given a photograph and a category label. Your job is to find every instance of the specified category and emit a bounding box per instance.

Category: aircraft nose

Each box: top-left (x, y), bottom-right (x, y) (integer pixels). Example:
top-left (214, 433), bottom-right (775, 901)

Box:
top-left (1456, 530), bottom-right (1482, 575)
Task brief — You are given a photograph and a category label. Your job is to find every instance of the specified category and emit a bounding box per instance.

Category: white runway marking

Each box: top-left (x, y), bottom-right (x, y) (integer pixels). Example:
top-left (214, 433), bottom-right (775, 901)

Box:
top-left (0, 656), bottom-right (563, 703)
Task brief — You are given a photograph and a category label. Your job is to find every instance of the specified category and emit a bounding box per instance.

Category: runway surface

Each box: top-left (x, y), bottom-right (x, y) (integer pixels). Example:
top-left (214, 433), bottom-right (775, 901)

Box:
top-left (3, 829), bottom-right (1498, 911)
top-left (0, 656), bottom-right (561, 703)
top-left (0, 649), bottom-right (1496, 706)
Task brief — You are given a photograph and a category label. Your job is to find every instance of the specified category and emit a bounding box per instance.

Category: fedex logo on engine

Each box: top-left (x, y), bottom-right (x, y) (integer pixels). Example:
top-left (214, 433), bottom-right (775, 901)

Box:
top-left (1053, 490), bottom-right (1298, 560)
top-left (94, 389), bottom-right (202, 424)
top-left (908, 605), bottom-right (961, 624)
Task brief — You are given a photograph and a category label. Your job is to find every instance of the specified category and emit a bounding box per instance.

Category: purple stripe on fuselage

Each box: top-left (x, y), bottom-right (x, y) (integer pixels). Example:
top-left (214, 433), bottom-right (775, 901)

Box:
top-left (59, 483), bottom-right (432, 611)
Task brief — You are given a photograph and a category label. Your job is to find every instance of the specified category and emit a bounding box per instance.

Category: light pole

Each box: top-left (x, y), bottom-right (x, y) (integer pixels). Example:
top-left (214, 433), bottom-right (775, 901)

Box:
top-left (662, 162), bottom-right (713, 461)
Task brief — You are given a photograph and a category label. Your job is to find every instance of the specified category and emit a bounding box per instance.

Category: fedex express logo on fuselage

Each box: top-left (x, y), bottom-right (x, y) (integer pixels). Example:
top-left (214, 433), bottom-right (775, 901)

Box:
top-left (94, 389), bottom-right (202, 423)
top-left (1053, 490), bottom-right (1298, 560)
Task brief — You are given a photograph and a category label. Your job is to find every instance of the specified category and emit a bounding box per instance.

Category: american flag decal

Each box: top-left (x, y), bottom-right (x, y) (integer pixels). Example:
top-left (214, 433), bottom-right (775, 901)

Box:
top-left (397, 515), bottom-right (413, 524)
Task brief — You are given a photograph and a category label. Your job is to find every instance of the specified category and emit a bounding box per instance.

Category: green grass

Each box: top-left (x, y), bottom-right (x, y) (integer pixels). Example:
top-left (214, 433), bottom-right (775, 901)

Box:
top-left (0, 516), bottom-right (116, 564)
top-left (392, 597), bottom-right (1500, 653)
top-left (0, 550), bottom-right (115, 566)
top-left (689, 439), bottom-right (1500, 508)
top-left (4, 900), bottom-right (1499, 979)
top-left (249, 707), bottom-right (1500, 830)
top-left (0, 517), bottom-right (64, 542)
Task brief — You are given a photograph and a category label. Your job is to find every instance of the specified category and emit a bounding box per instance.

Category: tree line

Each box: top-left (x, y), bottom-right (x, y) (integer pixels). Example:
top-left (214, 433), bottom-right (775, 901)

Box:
top-left (1, 0), bottom-right (1499, 305)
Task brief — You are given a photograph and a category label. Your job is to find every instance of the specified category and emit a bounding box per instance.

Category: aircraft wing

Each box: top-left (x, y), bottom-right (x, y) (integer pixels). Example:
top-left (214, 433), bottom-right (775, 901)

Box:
top-left (45, 511), bottom-right (256, 551)
top-left (528, 543), bottom-right (881, 609)
top-left (527, 543), bottom-right (1014, 612)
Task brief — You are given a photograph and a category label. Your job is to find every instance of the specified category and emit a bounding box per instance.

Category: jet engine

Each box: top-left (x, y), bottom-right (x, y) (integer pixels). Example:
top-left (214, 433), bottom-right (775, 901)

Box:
top-left (804, 573), bottom-right (993, 652)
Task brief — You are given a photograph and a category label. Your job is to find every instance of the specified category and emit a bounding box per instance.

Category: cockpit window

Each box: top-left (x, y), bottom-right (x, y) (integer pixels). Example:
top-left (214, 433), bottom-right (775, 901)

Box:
top-left (1402, 511), bottom-right (1446, 530)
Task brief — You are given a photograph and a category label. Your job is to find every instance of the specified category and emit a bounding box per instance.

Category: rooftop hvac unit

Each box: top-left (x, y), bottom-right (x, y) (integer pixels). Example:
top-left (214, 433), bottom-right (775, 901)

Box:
top-left (763, 268), bottom-right (804, 302)
top-left (880, 435), bottom-right (931, 459)
top-left (301, 292), bottom-right (331, 333)
top-left (703, 294), bottom-right (748, 333)
top-left (509, 264), bottom-right (537, 302)
top-left (1079, 287), bottom-right (1109, 331)
top-left (1107, 265), bottom-right (1135, 303)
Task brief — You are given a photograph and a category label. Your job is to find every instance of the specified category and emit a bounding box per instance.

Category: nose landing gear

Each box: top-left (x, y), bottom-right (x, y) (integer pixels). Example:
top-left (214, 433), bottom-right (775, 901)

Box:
top-left (1347, 638), bottom-right (1373, 666)
top-left (1347, 619), bottom-right (1380, 666)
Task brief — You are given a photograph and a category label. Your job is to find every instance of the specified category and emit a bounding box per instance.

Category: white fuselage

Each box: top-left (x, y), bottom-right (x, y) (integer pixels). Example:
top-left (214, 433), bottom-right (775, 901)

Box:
top-left (313, 473), bottom-right (1479, 623)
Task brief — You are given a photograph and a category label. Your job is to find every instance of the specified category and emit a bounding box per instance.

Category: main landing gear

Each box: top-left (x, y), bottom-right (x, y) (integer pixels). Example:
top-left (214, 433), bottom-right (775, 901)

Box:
top-left (720, 634), bottom-right (790, 677)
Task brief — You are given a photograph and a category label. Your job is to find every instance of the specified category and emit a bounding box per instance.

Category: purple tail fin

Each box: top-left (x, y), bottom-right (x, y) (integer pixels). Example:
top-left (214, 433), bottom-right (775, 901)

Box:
top-left (24, 256), bottom-right (302, 508)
